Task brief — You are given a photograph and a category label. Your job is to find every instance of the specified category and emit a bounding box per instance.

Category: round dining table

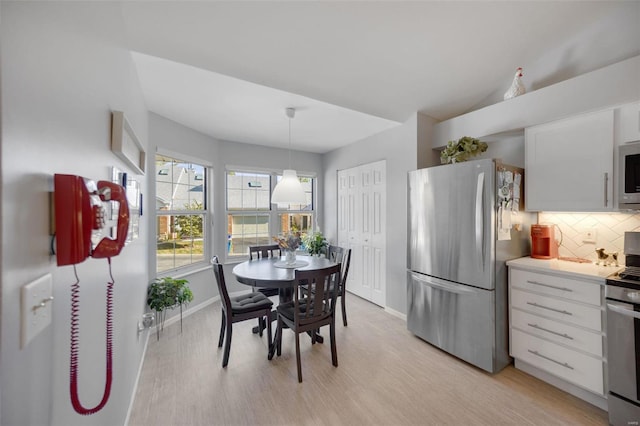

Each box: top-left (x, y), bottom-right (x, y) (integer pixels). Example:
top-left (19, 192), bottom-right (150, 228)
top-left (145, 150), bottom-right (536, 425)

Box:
top-left (232, 254), bottom-right (337, 304)
top-left (232, 254), bottom-right (337, 351)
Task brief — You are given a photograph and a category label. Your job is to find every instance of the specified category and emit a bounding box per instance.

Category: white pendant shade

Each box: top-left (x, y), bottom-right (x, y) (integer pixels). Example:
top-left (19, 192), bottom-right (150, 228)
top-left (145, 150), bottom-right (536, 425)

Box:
top-left (272, 169), bottom-right (306, 204)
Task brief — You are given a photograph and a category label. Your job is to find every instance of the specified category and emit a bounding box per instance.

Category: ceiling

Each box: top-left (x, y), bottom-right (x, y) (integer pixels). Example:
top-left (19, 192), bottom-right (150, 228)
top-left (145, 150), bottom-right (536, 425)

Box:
top-left (121, 1), bottom-right (640, 154)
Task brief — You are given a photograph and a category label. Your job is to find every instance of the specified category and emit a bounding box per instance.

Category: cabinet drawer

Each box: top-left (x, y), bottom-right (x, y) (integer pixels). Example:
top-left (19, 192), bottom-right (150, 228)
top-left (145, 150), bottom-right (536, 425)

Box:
top-left (511, 309), bottom-right (603, 357)
top-left (511, 289), bottom-right (602, 331)
top-left (511, 329), bottom-right (604, 395)
top-left (510, 269), bottom-right (601, 306)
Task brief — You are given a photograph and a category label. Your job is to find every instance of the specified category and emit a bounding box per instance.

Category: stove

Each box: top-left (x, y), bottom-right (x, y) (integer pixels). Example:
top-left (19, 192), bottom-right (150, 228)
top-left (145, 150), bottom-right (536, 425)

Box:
top-left (606, 232), bottom-right (640, 426)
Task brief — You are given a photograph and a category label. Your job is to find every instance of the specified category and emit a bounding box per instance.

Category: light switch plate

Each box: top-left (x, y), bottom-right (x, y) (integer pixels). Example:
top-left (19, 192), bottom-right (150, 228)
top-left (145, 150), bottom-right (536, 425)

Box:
top-left (21, 274), bottom-right (53, 349)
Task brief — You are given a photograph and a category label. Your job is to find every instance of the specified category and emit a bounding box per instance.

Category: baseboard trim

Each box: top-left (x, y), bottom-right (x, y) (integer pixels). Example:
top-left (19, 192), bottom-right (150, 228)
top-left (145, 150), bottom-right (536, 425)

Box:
top-left (149, 289), bottom-right (252, 332)
top-left (385, 306), bottom-right (406, 321)
top-left (124, 327), bottom-right (150, 426)
top-left (514, 359), bottom-right (608, 411)
top-left (151, 297), bottom-right (217, 331)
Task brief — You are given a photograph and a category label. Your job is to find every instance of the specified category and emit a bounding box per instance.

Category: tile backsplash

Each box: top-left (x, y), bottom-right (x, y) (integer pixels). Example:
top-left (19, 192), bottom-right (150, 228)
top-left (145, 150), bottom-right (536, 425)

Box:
top-left (539, 212), bottom-right (640, 265)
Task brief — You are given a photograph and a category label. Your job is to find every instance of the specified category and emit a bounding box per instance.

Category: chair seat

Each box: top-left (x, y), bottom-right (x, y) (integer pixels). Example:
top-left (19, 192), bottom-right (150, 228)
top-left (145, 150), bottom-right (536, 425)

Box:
top-left (277, 300), bottom-right (329, 322)
top-left (231, 292), bottom-right (273, 314)
top-left (258, 287), bottom-right (279, 298)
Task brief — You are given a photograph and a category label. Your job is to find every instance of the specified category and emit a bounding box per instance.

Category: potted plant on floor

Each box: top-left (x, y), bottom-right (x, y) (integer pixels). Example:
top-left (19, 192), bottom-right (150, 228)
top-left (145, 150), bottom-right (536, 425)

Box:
top-left (147, 277), bottom-right (193, 340)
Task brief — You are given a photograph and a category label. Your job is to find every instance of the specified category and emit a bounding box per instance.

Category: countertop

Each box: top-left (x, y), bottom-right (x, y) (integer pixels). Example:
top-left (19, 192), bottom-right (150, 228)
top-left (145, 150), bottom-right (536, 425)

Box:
top-left (506, 256), bottom-right (622, 282)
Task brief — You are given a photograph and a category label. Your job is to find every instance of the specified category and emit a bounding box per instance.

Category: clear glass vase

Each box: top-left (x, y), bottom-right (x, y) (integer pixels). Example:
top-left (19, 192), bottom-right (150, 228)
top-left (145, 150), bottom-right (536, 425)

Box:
top-left (285, 249), bottom-right (296, 266)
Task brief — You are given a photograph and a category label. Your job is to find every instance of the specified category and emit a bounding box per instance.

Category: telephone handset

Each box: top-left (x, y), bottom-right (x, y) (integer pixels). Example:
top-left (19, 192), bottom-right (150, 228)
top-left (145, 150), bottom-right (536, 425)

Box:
top-left (92, 181), bottom-right (129, 259)
top-left (54, 174), bottom-right (130, 265)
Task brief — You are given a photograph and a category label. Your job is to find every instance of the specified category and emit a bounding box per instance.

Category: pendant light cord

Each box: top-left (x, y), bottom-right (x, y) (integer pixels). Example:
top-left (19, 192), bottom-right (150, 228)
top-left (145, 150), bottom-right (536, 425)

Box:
top-left (288, 115), bottom-right (292, 169)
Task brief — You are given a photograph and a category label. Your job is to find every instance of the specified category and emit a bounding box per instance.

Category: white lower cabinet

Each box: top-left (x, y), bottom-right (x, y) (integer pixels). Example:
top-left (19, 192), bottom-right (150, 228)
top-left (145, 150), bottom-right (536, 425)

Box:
top-left (507, 262), bottom-right (607, 407)
top-left (511, 329), bottom-right (603, 395)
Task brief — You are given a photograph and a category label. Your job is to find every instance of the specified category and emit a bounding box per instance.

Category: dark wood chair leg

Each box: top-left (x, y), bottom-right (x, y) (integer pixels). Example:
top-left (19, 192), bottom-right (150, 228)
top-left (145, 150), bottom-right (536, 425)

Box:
top-left (295, 332), bottom-right (302, 383)
top-left (265, 309), bottom-right (272, 358)
top-left (218, 312), bottom-right (226, 348)
top-left (222, 322), bottom-right (233, 368)
top-left (258, 317), bottom-right (264, 337)
top-left (330, 320), bottom-right (338, 367)
top-left (276, 318), bottom-right (283, 357)
top-left (341, 294), bottom-right (347, 326)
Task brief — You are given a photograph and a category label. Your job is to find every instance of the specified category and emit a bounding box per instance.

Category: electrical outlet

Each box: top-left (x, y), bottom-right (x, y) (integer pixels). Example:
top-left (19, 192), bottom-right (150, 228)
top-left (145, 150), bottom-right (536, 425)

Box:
top-left (21, 274), bottom-right (53, 349)
top-left (583, 227), bottom-right (598, 244)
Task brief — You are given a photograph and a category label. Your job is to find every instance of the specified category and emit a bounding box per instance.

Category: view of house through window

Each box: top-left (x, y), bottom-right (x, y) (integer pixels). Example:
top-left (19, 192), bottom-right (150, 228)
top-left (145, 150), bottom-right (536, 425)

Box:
top-left (226, 170), bottom-right (315, 259)
top-left (156, 154), bottom-right (207, 273)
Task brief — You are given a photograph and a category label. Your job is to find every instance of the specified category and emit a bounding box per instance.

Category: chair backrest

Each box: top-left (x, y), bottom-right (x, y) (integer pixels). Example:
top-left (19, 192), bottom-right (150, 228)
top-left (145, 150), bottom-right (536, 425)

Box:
top-left (211, 256), bottom-right (232, 312)
top-left (293, 264), bottom-right (342, 326)
top-left (327, 246), bottom-right (352, 292)
top-left (249, 244), bottom-right (281, 260)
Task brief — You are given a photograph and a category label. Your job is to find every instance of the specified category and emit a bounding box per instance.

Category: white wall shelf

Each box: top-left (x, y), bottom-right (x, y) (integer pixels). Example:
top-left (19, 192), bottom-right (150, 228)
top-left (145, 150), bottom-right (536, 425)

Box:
top-left (432, 56), bottom-right (640, 148)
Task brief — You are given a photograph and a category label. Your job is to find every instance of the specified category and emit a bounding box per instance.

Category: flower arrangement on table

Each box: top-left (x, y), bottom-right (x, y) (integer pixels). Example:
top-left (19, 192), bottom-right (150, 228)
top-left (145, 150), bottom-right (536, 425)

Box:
top-left (273, 232), bottom-right (302, 251)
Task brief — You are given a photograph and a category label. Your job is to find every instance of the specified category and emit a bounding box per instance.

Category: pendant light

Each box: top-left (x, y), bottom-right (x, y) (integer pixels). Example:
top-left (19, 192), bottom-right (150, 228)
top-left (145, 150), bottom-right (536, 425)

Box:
top-left (271, 107), bottom-right (307, 205)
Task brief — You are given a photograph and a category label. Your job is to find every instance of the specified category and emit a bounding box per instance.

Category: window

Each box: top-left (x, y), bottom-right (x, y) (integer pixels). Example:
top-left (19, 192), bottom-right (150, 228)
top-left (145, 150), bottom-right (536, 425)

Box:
top-left (156, 154), bottom-right (208, 273)
top-left (226, 170), bottom-right (315, 259)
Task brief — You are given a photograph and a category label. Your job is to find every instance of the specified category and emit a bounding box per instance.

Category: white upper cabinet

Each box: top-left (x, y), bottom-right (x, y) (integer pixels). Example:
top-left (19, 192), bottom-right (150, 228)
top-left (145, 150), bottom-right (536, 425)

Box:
top-left (617, 101), bottom-right (640, 144)
top-left (525, 109), bottom-right (614, 212)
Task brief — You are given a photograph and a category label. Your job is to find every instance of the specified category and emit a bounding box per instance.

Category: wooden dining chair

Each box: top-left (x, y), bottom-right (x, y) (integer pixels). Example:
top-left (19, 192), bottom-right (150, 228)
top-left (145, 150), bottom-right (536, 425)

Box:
top-left (273, 263), bottom-right (342, 382)
top-left (210, 256), bottom-right (273, 368)
top-left (301, 245), bottom-right (352, 326)
top-left (248, 244), bottom-right (281, 298)
top-left (327, 246), bottom-right (352, 326)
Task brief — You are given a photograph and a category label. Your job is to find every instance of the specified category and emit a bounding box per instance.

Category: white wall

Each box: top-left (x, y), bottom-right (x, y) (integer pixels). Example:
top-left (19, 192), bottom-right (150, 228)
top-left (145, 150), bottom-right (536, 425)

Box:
top-left (1, 3), bottom-right (148, 425)
top-left (147, 113), bottom-right (324, 319)
top-left (324, 114), bottom-right (419, 314)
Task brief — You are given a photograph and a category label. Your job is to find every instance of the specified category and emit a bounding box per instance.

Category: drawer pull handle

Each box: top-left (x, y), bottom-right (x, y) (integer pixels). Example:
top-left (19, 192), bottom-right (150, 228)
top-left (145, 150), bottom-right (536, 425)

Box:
top-left (528, 349), bottom-right (574, 370)
top-left (527, 323), bottom-right (574, 340)
top-left (526, 280), bottom-right (572, 292)
top-left (526, 301), bottom-right (573, 316)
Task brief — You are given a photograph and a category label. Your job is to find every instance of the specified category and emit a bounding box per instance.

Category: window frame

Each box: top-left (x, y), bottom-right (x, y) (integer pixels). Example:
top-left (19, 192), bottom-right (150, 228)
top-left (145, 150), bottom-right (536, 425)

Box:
top-left (225, 168), bottom-right (316, 262)
top-left (155, 152), bottom-right (212, 276)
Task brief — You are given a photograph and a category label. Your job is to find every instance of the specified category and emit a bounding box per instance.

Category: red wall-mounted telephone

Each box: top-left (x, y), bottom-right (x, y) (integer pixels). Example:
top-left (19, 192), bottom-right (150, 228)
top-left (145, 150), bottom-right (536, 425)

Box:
top-left (54, 174), bottom-right (130, 265)
top-left (54, 173), bottom-right (131, 415)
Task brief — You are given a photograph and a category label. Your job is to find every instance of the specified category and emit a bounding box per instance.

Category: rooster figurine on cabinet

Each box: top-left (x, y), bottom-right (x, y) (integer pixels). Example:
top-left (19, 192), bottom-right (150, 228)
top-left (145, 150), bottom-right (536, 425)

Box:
top-left (504, 67), bottom-right (526, 100)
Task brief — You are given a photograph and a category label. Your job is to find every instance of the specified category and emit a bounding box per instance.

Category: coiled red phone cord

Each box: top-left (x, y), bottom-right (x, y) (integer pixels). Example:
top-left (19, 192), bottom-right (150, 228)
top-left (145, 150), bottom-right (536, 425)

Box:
top-left (69, 259), bottom-right (114, 415)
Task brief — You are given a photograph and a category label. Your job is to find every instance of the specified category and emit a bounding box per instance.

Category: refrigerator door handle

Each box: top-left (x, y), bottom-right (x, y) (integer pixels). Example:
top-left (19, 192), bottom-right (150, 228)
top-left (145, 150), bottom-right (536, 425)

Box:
top-left (475, 172), bottom-right (485, 270)
top-left (411, 273), bottom-right (476, 294)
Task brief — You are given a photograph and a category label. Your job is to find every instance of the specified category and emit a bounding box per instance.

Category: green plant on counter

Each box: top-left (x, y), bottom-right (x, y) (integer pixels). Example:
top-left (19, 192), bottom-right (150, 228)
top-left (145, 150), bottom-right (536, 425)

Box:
top-left (440, 136), bottom-right (488, 164)
top-left (147, 277), bottom-right (193, 340)
top-left (303, 231), bottom-right (328, 256)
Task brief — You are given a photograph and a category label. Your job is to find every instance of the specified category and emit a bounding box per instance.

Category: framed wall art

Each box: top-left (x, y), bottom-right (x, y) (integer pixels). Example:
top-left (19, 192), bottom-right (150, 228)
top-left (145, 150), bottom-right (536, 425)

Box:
top-left (111, 166), bottom-right (141, 244)
top-left (111, 111), bottom-right (146, 175)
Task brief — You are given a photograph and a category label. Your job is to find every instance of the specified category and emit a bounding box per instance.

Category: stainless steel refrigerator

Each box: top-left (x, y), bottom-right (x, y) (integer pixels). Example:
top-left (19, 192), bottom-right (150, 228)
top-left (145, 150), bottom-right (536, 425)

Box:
top-left (407, 158), bottom-right (533, 373)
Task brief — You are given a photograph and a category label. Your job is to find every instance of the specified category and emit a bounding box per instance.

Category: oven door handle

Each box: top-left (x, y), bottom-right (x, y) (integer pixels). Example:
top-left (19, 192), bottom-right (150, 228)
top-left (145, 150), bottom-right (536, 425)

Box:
top-left (607, 302), bottom-right (640, 320)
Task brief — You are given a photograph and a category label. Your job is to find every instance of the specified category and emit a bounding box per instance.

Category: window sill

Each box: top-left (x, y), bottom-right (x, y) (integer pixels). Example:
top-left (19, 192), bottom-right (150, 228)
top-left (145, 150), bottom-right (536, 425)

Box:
top-left (156, 263), bottom-right (210, 279)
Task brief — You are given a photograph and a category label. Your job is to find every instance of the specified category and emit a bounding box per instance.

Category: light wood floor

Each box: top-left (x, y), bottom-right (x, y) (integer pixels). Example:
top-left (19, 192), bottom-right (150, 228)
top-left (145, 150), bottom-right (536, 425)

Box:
top-left (129, 293), bottom-right (607, 426)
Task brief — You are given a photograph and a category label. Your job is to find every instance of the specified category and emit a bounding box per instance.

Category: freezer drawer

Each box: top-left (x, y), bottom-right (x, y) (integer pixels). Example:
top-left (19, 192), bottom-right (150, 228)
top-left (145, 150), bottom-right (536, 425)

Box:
top-left (407, 271), bottom-right (500, 373)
